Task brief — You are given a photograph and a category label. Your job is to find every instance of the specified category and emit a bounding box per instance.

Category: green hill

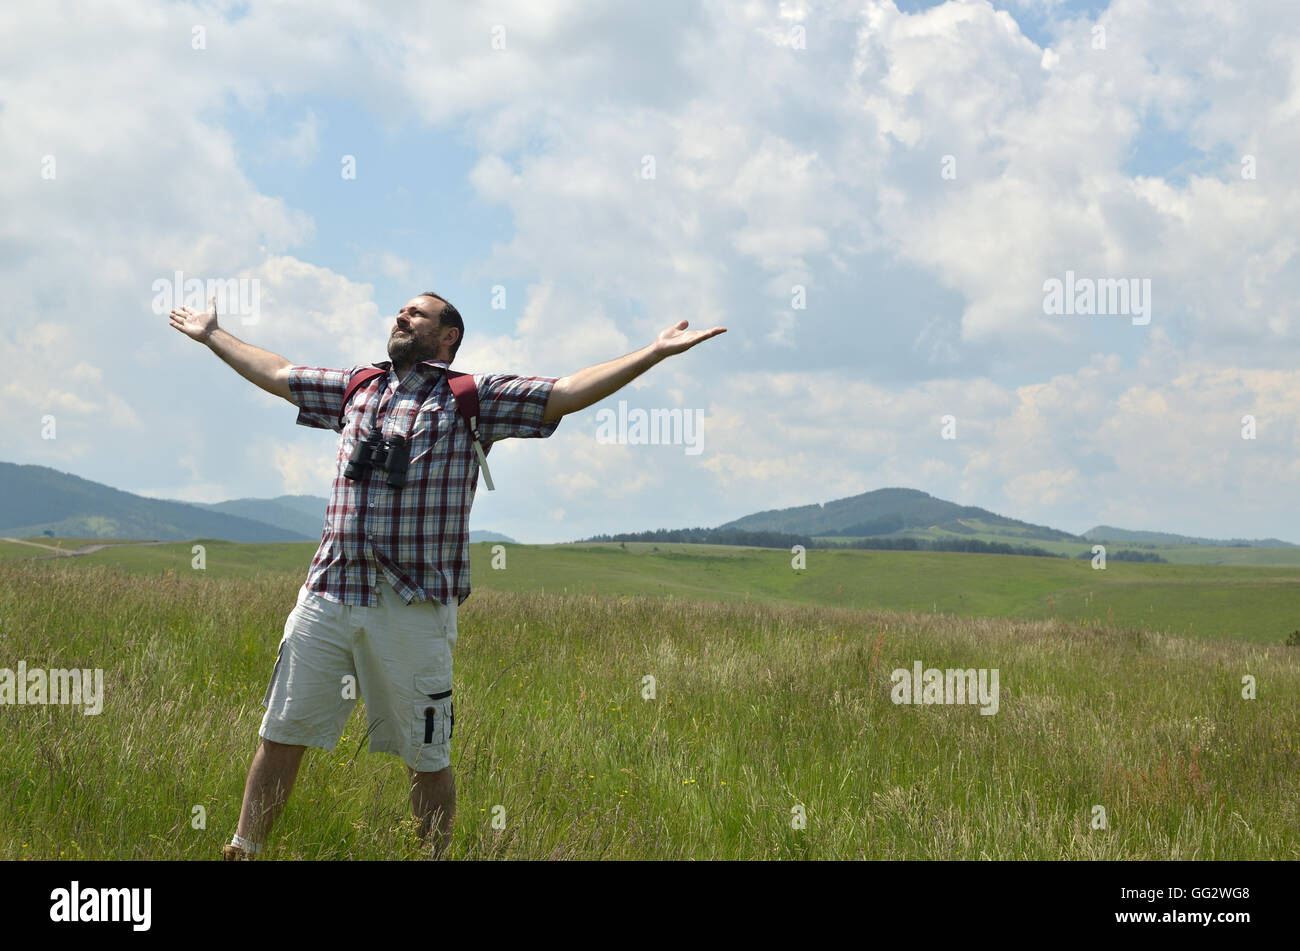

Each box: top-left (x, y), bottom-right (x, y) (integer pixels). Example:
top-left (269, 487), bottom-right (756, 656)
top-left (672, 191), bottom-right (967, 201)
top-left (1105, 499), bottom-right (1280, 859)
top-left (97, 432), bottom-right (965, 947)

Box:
top-left (29, 538), bottom-right (1300, 644)
top-left (193, 496), bottom-right (327, 538)
top-left (1084, 525), bottom-right (1297, 548)
top-left (264, 494), bottom-right (332, 519)
top-left (0, 462), bottom-right (311, 542)
top-left (719, 487), bottom-right (1080, 542)
top-left (192, 495), bottom-right (514, 543)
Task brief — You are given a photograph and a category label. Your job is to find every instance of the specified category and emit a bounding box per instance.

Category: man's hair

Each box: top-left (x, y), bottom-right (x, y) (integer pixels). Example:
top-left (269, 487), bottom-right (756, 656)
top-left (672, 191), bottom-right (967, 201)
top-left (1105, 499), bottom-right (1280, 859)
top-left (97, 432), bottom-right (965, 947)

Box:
top-left (420, 291), bottom-right (463, 362)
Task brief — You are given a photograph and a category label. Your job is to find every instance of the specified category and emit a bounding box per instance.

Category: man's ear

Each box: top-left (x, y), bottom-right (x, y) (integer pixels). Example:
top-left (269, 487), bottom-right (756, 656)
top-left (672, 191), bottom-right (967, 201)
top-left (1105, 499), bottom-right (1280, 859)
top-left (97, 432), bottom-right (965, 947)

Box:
top-left (438, 325), bottom-right (459, 361)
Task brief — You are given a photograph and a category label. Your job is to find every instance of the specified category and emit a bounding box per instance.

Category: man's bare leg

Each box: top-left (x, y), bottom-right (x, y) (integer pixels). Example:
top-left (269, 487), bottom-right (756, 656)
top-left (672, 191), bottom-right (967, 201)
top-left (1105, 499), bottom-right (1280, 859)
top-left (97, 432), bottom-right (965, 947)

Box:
top-left (409, 765), bottom-right (455, 857)
top-left (233, 738), bottom-right (308, 852)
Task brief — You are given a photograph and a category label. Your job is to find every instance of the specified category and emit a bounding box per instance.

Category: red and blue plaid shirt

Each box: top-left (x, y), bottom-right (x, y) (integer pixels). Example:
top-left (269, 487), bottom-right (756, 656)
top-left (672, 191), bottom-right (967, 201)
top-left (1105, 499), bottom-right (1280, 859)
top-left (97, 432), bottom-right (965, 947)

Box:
top-left (289, 359), bottom-right (560, 607)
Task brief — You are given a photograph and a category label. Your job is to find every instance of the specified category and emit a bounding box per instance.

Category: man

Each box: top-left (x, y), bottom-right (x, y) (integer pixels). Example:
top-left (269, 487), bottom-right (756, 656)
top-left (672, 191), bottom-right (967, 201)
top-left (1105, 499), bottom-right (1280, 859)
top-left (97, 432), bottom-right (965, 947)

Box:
top-left (168, 291), bottom-right (725, 859)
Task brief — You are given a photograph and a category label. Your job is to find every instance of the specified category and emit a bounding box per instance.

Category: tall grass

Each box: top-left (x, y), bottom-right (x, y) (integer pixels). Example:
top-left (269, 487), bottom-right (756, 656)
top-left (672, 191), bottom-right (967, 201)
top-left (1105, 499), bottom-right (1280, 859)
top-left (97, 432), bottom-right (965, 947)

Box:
top-left (1, 559), bottom-right (1296, 859)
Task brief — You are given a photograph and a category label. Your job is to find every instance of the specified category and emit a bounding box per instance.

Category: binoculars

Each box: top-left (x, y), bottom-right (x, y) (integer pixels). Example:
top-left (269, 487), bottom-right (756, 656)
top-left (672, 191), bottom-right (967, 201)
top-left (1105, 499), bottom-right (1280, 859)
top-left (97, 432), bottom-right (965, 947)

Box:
top-left (344, 428), bottom-right (409, 488)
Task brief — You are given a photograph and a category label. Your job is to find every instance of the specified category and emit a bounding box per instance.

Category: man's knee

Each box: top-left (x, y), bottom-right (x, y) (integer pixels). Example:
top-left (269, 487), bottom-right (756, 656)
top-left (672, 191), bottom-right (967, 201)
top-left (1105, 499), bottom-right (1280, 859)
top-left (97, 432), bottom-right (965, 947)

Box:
top-left (259, 738), bottom-right (307, 765)
top-left (409, 764), bottom-right (453, 783)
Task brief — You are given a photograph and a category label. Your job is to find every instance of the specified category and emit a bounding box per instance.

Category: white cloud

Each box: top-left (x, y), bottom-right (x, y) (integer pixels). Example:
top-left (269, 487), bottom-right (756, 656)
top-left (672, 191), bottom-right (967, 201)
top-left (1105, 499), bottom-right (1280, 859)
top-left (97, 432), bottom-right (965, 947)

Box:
top-left (269, 439), bottom-right (337, 496)
top-left (3, 0), bottom-right (1299, 543)
top-left (691, 352), bottom-right (1300, 538)
top-left (249, 256), bottom-right (385, 367)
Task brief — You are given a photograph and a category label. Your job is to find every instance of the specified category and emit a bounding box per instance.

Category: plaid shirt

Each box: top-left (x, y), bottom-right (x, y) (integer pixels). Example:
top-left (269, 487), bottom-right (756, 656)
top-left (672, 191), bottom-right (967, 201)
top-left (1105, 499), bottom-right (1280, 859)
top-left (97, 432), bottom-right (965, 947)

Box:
top-left (289, 359), bottom-right (560, 607)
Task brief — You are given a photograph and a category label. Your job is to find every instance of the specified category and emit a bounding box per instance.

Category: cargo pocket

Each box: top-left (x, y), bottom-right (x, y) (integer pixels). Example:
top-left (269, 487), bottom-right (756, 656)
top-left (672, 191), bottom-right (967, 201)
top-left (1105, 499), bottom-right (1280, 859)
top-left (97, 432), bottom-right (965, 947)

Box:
top-left (414, 675), bottom-right (453, 747)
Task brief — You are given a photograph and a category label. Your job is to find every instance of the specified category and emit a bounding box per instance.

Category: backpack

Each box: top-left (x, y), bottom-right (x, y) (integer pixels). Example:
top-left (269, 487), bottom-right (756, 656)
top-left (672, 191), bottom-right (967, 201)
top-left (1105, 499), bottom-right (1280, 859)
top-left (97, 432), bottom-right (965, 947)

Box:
top-left (339, 366), bottom-right (496, 490)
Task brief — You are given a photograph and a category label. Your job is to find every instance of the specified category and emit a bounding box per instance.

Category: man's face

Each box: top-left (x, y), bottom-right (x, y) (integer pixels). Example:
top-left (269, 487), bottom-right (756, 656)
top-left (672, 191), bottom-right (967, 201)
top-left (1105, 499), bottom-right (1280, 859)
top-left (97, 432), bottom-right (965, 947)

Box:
top-left (388, 296), bottom-right (453, 367)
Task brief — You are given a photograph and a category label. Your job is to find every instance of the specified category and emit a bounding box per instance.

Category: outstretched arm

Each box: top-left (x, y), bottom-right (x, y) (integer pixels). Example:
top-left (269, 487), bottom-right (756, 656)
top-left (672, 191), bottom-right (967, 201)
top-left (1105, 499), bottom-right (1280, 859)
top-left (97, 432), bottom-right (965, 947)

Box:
top-left (169, 296), bottom-right (294, 403)
top-left (542, 320), bottom-right (726, 422)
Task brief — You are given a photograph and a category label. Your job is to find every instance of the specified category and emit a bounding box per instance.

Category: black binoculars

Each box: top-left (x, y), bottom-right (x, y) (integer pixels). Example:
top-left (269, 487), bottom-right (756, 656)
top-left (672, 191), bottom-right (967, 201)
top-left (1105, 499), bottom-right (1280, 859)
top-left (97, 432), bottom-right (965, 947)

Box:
top-left (344, 428), bottom-right (409, 488)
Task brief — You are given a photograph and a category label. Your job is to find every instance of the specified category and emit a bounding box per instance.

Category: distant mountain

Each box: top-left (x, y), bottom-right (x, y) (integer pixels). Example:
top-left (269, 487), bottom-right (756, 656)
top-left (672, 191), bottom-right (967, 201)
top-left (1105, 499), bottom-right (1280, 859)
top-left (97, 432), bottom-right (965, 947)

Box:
top-left (192, 496), bottom-right (327, 538)
top-left (0, 464), bottom-right (520, 543)
top-left (719, 487), bottom-right (1081, 542)
top-left (1083, 526), bottom-right (1297, 548)
top-left (0, 463), bottom-right (312, 542)
top-left (193, 495), bottom-right (514, 543)
top-left (470, 530), bottom-right (517, 543)
top-left (262, 495), bottom-right (331, 520)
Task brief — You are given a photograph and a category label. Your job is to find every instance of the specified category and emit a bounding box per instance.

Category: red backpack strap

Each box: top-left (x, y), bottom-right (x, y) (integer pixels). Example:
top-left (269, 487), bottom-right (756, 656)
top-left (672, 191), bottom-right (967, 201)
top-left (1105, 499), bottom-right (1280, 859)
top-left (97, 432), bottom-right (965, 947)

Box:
top-left (337, 366), bottom-right (386, 428)
top-left (445, 370), bottom-right (495, 491)
top-left (445, 370), bottom-right (481, 439)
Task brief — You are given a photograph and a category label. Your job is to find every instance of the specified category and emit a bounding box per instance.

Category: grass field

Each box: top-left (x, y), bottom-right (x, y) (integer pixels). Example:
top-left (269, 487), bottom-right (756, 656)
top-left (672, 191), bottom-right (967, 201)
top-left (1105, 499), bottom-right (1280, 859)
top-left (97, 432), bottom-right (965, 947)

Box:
top-left (0, 537), bottom-right (149, 559)
top-left (0, 541), bottom-right (41, 560)
top-left (818, 530), bottom-right (1300, 567)
top-left (1, 542), bottom-right (1297, 859)
top-left (38, 538), bottom-right (1300, 645)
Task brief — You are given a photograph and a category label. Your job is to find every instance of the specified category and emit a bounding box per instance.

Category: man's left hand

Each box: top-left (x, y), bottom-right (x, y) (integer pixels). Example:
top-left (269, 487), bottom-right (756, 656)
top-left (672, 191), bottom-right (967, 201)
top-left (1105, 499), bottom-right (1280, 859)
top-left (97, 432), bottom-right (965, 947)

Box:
top-left (653, 320), bottom-right (727, 358)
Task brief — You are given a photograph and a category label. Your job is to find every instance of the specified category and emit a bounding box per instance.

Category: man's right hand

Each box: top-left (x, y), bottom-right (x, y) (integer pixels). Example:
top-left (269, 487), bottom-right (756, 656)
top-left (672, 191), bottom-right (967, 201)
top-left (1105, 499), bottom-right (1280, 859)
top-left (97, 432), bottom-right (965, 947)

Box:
top-left (170, 295), bottom-right (295, 403)
top-left (170, 295), bottom-right (219, 343)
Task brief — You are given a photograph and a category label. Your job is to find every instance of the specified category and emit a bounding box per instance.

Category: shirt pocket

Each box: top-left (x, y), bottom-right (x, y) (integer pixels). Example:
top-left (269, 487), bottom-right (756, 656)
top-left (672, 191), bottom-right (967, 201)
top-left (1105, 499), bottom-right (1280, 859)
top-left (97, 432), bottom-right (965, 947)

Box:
top-left (338, 413), bottom-right (364, 459)
top-left (407, 406), bottom-right (452, 465)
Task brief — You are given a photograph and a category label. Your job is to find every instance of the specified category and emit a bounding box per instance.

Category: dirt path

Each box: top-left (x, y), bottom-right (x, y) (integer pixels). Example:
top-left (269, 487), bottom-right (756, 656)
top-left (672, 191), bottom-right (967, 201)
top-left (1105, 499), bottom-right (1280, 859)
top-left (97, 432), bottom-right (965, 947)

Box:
top-left (1, 537), bottom-right (172, 557)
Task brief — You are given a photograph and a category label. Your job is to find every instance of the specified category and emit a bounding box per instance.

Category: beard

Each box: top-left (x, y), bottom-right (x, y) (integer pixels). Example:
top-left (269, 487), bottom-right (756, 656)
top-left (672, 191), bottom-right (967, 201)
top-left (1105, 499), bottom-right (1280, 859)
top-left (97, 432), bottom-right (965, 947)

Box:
top-left (388, 330), bottom-right (438, 367)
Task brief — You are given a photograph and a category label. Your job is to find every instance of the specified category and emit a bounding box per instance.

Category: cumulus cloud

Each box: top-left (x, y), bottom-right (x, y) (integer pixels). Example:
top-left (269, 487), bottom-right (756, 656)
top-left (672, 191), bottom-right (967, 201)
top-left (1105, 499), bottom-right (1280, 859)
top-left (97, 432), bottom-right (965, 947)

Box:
top-left (2, 0), bottom-right (1296, 542)
top-left (269, 438), bottom-right (337, 496)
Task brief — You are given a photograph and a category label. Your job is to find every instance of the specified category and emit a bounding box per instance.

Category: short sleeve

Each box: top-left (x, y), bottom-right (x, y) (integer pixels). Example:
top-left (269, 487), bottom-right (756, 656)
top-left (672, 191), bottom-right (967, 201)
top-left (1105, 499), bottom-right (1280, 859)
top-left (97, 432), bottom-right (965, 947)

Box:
top-left (289, 366), bottom-right (355, 432)
top-left (473, 374), bottom-right (561, 443)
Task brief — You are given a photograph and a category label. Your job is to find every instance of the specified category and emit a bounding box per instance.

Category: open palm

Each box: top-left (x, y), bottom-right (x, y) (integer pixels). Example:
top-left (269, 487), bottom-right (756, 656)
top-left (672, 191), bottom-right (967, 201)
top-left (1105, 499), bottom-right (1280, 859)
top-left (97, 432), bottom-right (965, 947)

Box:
top-left (655, 320), bottom-right (727, 357)
top-left (169, 296), bottom-right (219, 342)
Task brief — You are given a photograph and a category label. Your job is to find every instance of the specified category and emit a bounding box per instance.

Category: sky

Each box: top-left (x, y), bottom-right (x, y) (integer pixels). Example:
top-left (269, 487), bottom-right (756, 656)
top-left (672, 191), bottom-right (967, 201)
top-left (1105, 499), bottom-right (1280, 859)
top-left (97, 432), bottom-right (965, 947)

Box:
top-left (2, 0), bottom-right (1298, 543)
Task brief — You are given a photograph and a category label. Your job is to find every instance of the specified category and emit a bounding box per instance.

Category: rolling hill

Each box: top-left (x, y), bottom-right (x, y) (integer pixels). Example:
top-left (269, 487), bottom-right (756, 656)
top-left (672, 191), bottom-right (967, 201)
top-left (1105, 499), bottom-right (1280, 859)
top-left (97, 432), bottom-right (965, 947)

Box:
top-left (1083, 525), bottom-right (1297, 548)
top-left (192, 495), bottom-right (327, 538)
top-left (602, 488), bottom-right (1297, 564)
top-left (718, 487), bottom-right (1081, 542)
top-left (191, 495), bottom-right (516, 543)
top-left (6, 460), bottom-right (1289, 556)
top-left (0, 464), bottom-right (518, 543)
top-left (0, 463), bottom-right (312, 541)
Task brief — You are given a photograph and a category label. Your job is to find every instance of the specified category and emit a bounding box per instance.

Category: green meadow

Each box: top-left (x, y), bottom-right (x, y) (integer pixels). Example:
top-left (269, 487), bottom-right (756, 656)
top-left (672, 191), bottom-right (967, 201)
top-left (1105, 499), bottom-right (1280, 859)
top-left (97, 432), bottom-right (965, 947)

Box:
top-left (47, 539), bottom-right (1300, 644)
top-left (0, 541), bottom-right (40, 560)
top-left (0, 541), bottom-right (1296, 859)
top-left (819, 528), bottom-right (1300, 567)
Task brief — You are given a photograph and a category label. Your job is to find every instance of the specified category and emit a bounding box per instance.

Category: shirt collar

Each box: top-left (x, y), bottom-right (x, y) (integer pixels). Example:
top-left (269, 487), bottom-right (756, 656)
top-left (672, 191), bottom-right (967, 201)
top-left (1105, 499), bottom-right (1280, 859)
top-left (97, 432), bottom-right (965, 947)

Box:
top-left (371, 359), bottom-right (450, 383)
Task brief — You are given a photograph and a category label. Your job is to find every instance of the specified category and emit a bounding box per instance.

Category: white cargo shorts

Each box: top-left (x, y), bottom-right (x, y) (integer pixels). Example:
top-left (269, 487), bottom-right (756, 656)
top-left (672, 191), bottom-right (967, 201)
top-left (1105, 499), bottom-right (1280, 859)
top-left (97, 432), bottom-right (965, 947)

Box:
top-left (259, 582), bottom-right (458, 772)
